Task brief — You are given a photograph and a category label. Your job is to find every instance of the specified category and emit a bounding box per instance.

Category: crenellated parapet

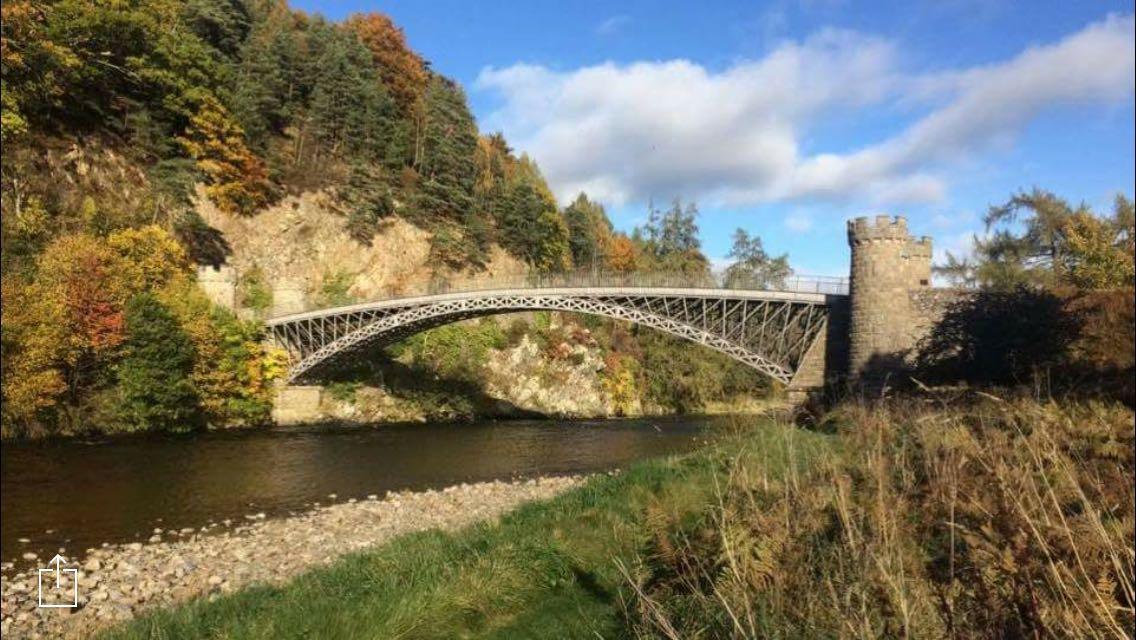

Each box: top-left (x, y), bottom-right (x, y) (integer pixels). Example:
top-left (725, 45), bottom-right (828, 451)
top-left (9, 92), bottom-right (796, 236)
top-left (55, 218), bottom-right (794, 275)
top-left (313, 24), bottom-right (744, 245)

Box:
top-left (847, 215), bottom-right (910, 243)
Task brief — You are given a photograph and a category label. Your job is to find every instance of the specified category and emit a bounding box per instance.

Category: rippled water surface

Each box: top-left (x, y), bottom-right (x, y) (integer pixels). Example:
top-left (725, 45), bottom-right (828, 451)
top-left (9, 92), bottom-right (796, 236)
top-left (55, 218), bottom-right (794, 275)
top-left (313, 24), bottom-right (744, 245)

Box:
top-left (1, 416), bottom-right (722, 566)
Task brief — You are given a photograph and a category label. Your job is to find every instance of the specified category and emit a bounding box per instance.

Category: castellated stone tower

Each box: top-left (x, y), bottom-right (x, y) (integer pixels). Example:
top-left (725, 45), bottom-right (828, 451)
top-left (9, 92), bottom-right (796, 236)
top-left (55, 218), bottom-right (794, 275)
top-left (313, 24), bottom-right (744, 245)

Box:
top-left (846, 215), bottom-right (932, 384)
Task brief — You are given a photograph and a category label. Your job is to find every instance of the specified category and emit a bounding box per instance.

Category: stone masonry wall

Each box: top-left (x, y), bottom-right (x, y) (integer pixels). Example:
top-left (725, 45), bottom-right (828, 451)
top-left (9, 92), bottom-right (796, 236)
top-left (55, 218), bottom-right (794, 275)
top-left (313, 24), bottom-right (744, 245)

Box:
top-left (196, 265), bottom-right (236, 310)
top-left (907, 288), bottom-right (975, 356)
top-left (847, 215), bottom-right (933, 384)
top-left (787, 295), bottom-right (849, 397)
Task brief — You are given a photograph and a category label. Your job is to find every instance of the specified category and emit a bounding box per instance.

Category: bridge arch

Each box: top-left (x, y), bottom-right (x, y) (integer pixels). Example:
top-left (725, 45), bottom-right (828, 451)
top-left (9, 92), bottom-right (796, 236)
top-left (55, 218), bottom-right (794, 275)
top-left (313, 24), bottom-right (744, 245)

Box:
top-left (267, 288), bottom-right (838, 387)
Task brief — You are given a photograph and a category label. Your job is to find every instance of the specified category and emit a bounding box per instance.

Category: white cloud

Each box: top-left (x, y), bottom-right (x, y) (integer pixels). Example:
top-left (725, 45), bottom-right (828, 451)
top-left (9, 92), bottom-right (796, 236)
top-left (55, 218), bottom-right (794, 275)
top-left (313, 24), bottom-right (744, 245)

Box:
top-left (934, 231), bottom-right (978, 263)
top-left (784, 211), bottom-right (814, 232)
top-left (596, 15), bottom-right (631, 36)
top-left (477, 15), bottom-right (1135, 208)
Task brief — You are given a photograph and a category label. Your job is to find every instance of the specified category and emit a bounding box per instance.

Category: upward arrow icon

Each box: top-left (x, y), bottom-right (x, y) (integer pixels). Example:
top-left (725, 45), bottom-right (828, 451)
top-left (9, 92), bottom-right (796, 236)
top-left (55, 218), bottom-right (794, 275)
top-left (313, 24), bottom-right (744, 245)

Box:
top-left (47, 554), bottom-right (66, 589)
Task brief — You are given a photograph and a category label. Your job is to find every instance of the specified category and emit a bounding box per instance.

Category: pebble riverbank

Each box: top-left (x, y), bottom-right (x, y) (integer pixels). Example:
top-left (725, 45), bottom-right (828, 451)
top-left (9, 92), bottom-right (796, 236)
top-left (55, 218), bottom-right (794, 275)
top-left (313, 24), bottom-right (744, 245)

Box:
top-left (0, 475), bottom-right (586, 639)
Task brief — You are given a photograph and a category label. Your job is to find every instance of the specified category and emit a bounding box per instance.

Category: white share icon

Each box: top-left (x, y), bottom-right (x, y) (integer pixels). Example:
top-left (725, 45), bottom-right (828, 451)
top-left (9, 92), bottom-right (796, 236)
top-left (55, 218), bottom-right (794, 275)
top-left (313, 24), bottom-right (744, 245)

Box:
top-left (37, 554), bottom-right (78, 608)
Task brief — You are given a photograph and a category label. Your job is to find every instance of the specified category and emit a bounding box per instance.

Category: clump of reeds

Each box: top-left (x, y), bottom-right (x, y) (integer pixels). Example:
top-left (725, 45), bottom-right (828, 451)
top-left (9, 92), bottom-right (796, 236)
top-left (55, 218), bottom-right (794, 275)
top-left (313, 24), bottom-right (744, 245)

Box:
top-left (622, 394), bottom-right (1135, 639)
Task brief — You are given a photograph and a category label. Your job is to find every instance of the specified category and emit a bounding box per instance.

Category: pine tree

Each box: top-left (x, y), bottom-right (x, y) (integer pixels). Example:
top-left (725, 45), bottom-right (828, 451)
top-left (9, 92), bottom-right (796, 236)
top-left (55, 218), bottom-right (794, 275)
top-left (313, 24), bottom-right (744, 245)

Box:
top-left (499, 182), bottom-right (571, 272)
top-left (636, 198), bottom-right (709, 276)
top-left (340, 162), bottom-right (394, 244)
top-left (308, 30), bottom-right (394, 159)
top-left (723, 228), bottom-right (791, 289)
top-left (229, 8), bottom-right (300, 144)
top-left (416, 76), bottom-right (478, 222)
top-left (563, 193), bottom-right (614, 270)
top-left (116, 293), bottom-right (200, 432)
top-left (344, 13), bottom-right (428, 116)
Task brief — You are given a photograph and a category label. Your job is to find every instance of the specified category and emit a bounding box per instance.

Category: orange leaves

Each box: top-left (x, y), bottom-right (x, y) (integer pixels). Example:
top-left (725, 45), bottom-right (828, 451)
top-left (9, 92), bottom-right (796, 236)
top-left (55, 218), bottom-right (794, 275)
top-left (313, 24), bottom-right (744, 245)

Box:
top-left (605, 234), bottom-right (638, 273)
top-left (64, 249), bottom-right (127, 357)
top-left (36, 234), bottom-right (129, 360)
top-left (0, 226), bottom-right (193, 431)
top-left (345, 13), bottom-right (428, 114)
top-left (178, 95), bottom-right (272, 216)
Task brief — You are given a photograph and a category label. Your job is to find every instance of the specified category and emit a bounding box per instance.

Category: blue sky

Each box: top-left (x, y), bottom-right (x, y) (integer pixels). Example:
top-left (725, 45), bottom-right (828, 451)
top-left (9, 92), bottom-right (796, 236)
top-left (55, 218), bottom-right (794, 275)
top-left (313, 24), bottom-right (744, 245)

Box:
top-left (295, 1), bottom-right (1135, 276)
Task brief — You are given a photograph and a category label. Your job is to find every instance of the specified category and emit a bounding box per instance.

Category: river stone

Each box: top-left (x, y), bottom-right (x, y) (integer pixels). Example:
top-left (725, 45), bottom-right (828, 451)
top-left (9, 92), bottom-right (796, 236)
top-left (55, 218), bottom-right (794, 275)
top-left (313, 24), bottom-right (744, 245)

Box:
top-left (1, 475), bottom-right (586, 640)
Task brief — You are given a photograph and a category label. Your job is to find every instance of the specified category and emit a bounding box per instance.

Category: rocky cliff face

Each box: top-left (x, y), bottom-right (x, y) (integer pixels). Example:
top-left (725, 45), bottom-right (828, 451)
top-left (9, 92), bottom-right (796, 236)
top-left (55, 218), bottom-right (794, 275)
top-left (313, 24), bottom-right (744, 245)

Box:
top-left (483, 333), bottom-right (624, 418)
top-left (197, 187), bottom-right (526, 304)
top-left (301, 325), bottom-right (635, 424)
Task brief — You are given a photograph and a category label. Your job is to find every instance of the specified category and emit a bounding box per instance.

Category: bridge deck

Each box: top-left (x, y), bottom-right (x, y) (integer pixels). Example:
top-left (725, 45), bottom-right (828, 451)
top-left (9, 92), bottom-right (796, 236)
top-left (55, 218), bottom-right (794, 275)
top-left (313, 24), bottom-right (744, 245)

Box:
top-left (266, 286), bottom-right (842, 325)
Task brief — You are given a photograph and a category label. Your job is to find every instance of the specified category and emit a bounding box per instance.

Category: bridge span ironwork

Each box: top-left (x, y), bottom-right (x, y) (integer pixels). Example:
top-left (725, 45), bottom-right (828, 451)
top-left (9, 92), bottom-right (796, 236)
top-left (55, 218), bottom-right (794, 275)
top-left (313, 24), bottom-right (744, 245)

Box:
top-left (266, 272), bottom-right (848, 385)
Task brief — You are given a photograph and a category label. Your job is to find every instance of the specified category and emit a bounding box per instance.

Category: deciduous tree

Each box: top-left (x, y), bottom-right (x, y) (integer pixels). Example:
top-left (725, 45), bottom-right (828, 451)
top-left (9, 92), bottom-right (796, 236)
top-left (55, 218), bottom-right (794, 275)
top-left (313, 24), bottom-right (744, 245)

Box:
top-left (178, 95), bottom-right (272, 215)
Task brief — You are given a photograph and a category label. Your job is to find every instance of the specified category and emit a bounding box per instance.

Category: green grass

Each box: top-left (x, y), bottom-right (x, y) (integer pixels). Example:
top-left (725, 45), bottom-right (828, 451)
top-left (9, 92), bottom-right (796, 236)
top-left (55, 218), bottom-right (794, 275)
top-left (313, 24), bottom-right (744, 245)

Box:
top-left (99, 421), bottom-right (831, 639)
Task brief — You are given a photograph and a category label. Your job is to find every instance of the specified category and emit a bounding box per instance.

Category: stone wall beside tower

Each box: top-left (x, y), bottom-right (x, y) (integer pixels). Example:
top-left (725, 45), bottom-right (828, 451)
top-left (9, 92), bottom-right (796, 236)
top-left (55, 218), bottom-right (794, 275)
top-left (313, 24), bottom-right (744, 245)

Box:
top-left (196, 264), bottom-right (236, 310)
top-left (272, 279), bottom-right (307, 317)
top-left (846, 215), bottom-right (932, 385)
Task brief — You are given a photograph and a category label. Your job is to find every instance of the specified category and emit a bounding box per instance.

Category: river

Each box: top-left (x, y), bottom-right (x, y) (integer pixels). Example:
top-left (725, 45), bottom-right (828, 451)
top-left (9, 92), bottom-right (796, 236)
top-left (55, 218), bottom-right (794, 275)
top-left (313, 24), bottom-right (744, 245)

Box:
top-left (1, 416), bottom-right (721, 569)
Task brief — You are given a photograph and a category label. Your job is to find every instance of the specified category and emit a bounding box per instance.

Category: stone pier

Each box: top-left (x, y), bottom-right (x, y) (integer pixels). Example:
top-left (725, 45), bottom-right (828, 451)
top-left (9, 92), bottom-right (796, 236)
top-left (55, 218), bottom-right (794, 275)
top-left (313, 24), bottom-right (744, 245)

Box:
top-left (271, 386), bottom-right (322, 425)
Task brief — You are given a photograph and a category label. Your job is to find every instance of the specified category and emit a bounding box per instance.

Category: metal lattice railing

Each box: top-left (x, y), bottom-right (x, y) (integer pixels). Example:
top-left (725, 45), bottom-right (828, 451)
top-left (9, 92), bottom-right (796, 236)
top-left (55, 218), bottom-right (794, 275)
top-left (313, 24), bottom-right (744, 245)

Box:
top-left (271, 270), bottom-right (848, 318)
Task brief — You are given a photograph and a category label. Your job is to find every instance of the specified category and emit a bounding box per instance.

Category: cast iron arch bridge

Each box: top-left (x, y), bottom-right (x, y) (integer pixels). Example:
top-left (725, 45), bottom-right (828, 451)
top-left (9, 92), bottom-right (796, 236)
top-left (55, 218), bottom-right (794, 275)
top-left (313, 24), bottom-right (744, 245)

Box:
top-left (266, 272), bottom-right (849, 387)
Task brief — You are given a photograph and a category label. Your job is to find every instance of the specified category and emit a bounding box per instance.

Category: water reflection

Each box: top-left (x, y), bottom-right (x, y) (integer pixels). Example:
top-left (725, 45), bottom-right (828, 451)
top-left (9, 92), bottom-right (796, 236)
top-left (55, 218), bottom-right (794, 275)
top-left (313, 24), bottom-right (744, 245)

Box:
top-left (1, 416), bottom-right (716, 566)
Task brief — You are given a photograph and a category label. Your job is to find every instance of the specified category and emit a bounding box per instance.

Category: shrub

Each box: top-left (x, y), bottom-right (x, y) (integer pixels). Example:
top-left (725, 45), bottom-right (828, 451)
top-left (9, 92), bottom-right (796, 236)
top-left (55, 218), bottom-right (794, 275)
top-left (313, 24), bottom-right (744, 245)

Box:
top-left (623, 397), bottom-right (1135, 639)
top-left (916, 287), bottom-right (1080, 385)
top-left (395, 319), bottom-right (506, 383)
top-left (115, 293), bottom-right (200, 432)
top-left (237, 265), bottom-right (272, 313)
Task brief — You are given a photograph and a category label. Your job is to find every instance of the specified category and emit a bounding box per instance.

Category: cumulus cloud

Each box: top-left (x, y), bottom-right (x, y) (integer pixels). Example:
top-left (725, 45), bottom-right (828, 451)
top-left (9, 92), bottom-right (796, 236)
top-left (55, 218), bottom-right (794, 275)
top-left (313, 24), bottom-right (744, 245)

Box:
top-left (477, 15), bottom-right (1135, 207)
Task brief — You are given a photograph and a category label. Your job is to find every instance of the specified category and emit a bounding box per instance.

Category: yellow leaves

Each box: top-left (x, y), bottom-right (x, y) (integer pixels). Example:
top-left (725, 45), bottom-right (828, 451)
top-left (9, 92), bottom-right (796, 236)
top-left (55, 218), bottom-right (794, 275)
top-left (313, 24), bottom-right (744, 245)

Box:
top-left (2, 226), bottom-right (193, 431)
top-left (156, 275), bottom-right (276, 426)
top-left (601, 354), bottom-right (639, 415)
top-left (0, 274), bottom-right (67, 426)
top-left (259, 346), bottom-right (290, 385)
top-left (108, 225), bottom-right (190, 291)
top-left (1059, 211), bottom-right (1136, 289)
top-left (12, 194), bottom-right (48, 241)
top-left (177, 95), bottom-right (272, 216)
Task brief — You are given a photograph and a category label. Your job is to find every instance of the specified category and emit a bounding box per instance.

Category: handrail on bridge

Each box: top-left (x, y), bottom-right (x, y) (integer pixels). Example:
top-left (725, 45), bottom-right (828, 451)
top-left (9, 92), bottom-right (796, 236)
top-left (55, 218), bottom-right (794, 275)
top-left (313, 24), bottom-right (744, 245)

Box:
top-left (269, 270), bottom-right (849, 318)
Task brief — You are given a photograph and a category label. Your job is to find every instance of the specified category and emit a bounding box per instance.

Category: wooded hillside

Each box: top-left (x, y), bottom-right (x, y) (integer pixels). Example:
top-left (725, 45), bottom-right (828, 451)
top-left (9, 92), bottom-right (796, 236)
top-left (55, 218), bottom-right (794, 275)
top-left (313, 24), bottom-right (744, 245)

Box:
top-left (1, 1), bottom-right (773, 437)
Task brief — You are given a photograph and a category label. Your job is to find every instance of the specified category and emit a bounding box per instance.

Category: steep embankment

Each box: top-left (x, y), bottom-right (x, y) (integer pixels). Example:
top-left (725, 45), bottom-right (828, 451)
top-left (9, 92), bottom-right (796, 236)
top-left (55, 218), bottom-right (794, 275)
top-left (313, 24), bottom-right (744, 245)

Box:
top-left (197, 187), bottom-right (527, 304)
top-left (201, 192), bottom-right (639, 422)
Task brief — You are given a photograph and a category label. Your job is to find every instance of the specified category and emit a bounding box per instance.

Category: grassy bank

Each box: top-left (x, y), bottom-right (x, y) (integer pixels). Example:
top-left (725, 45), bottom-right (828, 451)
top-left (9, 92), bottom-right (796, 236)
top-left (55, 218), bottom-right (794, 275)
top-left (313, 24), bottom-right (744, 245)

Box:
top-left (98, 396), bottom-right (1133, 639)
top-left (100, 420), bottom-right (827, 639)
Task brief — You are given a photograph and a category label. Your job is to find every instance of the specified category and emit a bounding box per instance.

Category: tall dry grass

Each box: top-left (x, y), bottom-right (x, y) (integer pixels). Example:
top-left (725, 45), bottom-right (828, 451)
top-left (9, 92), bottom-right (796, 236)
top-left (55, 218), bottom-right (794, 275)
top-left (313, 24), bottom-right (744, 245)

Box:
top-left (622, 396), bottom-right (1135, 639)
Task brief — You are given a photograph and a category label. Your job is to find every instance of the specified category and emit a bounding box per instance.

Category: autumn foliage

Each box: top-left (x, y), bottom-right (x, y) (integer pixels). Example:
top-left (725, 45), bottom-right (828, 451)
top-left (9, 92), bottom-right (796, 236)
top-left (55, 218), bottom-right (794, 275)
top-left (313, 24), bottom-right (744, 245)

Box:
top-left (345, 13), bottom-right (428, 115)
top-left (1, 226), bottom-right (278, 437)
top-left (178, 96), bottom-right (273, 216)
